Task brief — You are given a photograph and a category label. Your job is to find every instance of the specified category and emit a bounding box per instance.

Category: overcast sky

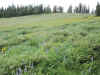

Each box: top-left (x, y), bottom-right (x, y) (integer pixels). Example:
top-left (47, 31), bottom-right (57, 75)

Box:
top-left (0, 0), bottom-right (100, 11)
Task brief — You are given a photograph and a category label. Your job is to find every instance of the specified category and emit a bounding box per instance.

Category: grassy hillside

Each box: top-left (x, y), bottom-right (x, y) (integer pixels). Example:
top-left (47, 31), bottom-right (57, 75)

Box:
top-left (0, 14), bottom-right (100, 75)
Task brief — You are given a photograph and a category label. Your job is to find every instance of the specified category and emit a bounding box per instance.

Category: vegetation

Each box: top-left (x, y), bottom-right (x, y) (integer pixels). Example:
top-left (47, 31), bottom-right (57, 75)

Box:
top-left (0, 13), bottom-right (100, 75)
top-left (53, 6), bottom-right (64, 13)
top-left (96, 2), bottom-right (100, 16)
top-left (0, 4), bottom-right (46, 18)
top-left (67, 5), bottom-right (73, 13)
top-left (0, 2), bottom-right (100, 18)
top-left (0, 4), bottom-right (64, 18)
top-left (44, 6), bottom-right (51, 13)
top-left (0, 2), bottom-right (92, 18)
top-left (74, 3), bottom-right (90, 14)
top-left (0, 1), bottom-right (100, 75)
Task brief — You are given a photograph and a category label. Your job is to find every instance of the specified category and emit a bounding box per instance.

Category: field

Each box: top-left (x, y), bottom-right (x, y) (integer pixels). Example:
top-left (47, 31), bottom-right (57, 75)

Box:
top-left (0, 13), bottom-right (100, 75)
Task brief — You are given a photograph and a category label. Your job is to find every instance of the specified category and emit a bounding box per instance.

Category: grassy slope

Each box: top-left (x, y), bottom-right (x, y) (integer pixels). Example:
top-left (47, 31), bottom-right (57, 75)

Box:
top-left (0, 14), bottom-right (100, 75)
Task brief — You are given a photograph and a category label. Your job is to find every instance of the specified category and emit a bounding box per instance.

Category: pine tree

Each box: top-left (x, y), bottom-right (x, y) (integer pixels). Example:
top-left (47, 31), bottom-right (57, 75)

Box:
top-left (96, 2), bottom-right (100, 16)
top-left (0, 4), bottom-right (52, 18)
top-left (53, 6), bottom-right (57, 13)
top-left (67, 5), bottom-right (72, 13)
top-left (58, 6), bottom-right (63, 13)
top-left (44, 6), bottom-right (51, 13)
top-left (74, 3), bottom-right (90, 14)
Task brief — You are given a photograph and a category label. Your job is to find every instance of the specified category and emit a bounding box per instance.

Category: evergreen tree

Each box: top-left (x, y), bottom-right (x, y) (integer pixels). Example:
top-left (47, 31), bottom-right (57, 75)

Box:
top-left (44, 6), bottom-right (51, 13)
top-left (53, 6), bottom-right (57, 13)
top-left (74, 7), bottom-right (79, 13)
top-left (79, 3), bottom-right (82, 13)
top-left (67, 5), bottom-right (72, 13)
top-left (96, 2), bottom-right (100, 16)
top-left (0, 4), bottom-right (49, 18)
top-left (74, 3), bottom-right (90, 14)
top-left (58, 6), bottom-right (63, 13)
top-left (91, 9), bottom-right (95, 14)
top-left (39, 4), bottom-right (44, 13)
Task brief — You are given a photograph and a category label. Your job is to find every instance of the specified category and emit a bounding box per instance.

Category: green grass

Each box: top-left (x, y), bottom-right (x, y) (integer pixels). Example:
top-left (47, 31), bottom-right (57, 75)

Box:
top-left (0, 13), bottom-right (100, 75)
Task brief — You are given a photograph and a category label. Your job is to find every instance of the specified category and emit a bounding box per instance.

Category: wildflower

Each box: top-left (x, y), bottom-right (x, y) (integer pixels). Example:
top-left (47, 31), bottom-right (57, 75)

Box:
top-left (2, 47), bottom-right (6, 53)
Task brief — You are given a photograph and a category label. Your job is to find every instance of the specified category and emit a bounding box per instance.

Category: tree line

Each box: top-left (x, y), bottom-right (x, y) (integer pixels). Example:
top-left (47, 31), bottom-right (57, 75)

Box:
top-left (0, 5), bottom-right (48, 17)
top-left (74, 3), bottom-right (90, 14)
top-left (0, 3), bottom-right (90, 18)
top-left (67, 3), bottom-right (90, 14)
top-left (0, 4), bottom-right (64, 18)
top-left (67, 2), bottom-right (100, 16)
top-left (0, 2), bottom-right (100, 18)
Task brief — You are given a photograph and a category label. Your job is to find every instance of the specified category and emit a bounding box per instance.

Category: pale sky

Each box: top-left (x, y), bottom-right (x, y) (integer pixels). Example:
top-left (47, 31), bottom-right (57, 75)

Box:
top-left (0, 0), bottom-right (100, 11)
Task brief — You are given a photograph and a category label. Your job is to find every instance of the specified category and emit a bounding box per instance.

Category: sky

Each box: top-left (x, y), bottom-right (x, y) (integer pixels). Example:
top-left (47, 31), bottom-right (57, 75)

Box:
top-left (0, 0), bottom-right (100, 11)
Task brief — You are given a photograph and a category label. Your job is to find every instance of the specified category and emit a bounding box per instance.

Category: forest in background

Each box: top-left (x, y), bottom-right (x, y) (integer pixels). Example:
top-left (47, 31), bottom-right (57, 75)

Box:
top-left (0, 2), bottom-right (99, 18)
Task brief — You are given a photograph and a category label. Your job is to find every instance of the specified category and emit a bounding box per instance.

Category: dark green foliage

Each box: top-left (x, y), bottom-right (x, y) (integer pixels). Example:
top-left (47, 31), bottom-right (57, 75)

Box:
top-left (0, 4), bottom-right (64, 18)
top-left (0, 4), bottom-right (51, 18)
top-left (67, 5), bottom-right (73, 13)
top-left (58, 6), bottom-right (64, 13)
top-left (53, 6), bottom-right (64, 13)
top-left (53, 6), bottom-right (58, 13)
top-left (44, 6), bottom-right (51, 13)
top-left (74, 3), bottom-right (90, 14)
top-left (96, 2), bottom-right (100, 16)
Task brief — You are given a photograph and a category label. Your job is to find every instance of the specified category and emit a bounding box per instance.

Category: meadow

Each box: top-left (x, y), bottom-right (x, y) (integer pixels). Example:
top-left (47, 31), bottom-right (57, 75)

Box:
top-left (0, 13), bottom-right (100, 75)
